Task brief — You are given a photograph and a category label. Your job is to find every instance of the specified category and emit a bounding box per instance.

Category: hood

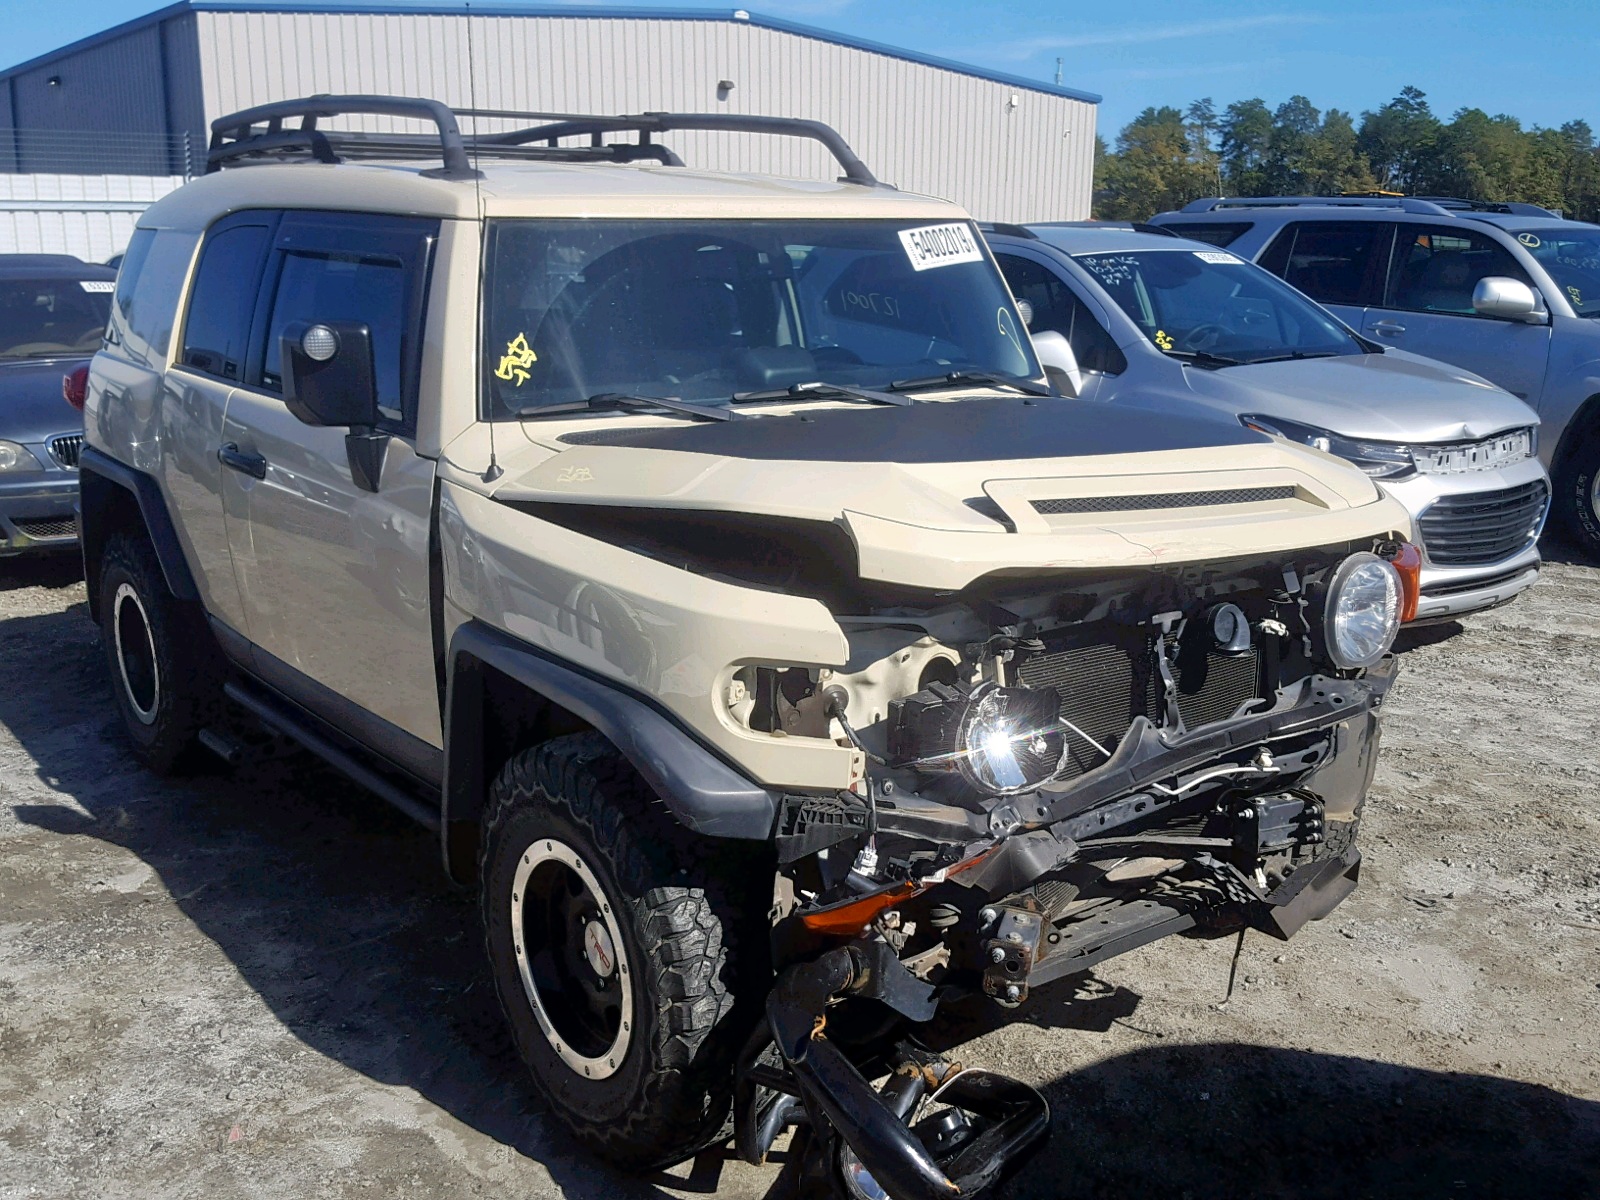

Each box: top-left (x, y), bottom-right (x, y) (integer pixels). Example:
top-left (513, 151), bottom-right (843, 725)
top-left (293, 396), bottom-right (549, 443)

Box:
top-left (0, 357), bottom-right (87, 444)
top-left (1183, 351), bottom-right (1538, 443)
top-left (478, 394), bottom-right (1413, 592)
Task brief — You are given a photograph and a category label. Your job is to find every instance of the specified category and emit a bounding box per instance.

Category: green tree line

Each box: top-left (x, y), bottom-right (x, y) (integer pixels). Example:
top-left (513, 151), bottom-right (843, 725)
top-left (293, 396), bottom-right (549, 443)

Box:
top-left (1093, 86), bottom-right (1600, 222)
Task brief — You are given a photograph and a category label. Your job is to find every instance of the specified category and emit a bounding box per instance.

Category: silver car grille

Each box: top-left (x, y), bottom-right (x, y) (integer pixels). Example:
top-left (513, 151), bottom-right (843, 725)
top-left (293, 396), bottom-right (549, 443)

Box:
top-left (1417, 480), bottom-right (1548, 566)
top-left (47, 434), bottom-right (83, 469)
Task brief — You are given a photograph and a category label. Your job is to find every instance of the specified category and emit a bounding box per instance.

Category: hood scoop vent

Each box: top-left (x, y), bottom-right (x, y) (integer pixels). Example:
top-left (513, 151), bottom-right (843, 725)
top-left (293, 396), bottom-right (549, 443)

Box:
top-left (1032, 486), bottom-right (1296, 516)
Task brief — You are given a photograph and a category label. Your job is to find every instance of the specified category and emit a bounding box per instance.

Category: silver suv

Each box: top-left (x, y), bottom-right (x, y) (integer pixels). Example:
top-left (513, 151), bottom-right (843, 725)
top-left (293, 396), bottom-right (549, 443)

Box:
top-left (1151, 195), bottom-right (1600, 557)
top-left (80, 95), bottom-right (1416, 1200)
top-left (986, 222), bottom-right (1547, 623)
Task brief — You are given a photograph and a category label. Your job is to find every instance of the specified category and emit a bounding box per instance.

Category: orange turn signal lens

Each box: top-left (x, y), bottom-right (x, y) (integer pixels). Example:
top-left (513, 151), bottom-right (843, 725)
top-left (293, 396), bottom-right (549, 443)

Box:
top-left (1388, 541), bottom-right (1422, 623)
top-left (797, 848), bottom-right (993, 937)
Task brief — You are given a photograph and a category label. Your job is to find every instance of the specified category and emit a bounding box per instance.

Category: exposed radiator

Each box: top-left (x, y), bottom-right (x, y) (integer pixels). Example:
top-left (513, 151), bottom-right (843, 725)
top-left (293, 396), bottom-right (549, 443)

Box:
top-left (1014, 624), bottom-right (1262, 779)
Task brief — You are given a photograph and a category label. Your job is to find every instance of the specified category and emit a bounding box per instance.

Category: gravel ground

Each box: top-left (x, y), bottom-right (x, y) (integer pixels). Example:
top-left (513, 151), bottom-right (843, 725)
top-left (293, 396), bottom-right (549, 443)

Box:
top-left (1, 541), bottom-right (1597, 1200)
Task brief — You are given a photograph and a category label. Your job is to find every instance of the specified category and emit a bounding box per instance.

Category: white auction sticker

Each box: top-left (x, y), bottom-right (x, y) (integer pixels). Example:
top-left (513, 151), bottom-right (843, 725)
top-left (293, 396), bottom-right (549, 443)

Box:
top-left (899, 223), bottom-right (984, 271)
top-left (1194, 251), bottom-right (1238, 264)
top-left (79, 280), bottom-right (115, 293)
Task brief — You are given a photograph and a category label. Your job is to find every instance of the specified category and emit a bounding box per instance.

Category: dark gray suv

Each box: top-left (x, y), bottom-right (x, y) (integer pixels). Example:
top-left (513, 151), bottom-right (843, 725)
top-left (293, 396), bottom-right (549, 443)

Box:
top-left (1151, 196), bottom-right (1600, 556)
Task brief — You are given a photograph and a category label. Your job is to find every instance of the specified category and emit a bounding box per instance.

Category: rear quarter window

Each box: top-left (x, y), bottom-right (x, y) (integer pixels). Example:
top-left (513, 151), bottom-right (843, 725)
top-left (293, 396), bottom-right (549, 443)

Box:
top-left (108, 228), bottom-right (200, 367)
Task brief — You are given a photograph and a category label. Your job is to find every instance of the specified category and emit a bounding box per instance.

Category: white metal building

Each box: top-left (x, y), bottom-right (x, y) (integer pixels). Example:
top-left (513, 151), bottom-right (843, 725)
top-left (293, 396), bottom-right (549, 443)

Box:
top-left (0, 3), bottom-right (1099, 224)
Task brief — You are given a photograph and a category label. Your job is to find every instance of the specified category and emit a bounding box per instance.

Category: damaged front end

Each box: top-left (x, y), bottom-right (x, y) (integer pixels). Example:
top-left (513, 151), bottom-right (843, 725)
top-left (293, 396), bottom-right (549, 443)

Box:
top-left (734, 543), bottom-right (1405, 1198)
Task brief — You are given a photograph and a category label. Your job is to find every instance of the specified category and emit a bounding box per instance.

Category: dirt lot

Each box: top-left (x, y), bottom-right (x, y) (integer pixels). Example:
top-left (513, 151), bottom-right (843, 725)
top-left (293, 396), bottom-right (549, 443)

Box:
top-left (1, 541), bottom-right (1597, 1200)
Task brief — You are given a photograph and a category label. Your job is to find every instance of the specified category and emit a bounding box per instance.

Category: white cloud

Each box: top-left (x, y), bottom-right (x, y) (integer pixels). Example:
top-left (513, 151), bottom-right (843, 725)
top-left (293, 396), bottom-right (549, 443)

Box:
top-left (984, 13), bottom-right (1328, 62)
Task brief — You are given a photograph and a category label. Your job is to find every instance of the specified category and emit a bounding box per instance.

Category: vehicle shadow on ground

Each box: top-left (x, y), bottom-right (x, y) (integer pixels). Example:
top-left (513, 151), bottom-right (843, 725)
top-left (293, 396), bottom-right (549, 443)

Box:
top-left (1538, 526), bottom-right (1593, 567)
top-left (1, 600), bottom-right (690, 1199)
top-left (0, 552), bottom-right (81, 593)
top-left (1006, 1041), bottom-right (1600, 1200)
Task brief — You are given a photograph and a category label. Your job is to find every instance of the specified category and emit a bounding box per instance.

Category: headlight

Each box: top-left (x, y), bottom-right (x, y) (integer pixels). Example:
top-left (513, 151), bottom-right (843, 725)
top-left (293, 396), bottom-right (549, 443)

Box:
top-left (890, 681), bottom-right (1065, 795)
top-left (1242, 415), bottom-right (1415, 480)
top-left (0, 440), bottom-right (43, 473)
top-left (1324, 552), bottom-right (1402, 669)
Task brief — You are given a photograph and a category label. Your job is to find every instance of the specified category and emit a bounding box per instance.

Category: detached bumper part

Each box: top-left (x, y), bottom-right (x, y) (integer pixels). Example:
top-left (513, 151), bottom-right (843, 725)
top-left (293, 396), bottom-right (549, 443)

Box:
top-left (757, 944), bottom-right (1049, 1200)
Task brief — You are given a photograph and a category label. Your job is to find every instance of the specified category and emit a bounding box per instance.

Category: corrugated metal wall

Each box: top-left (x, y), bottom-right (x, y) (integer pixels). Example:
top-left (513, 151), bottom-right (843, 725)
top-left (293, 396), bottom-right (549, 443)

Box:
top-left (191, 10), bottom-right (1095, 221)
top-left (1, 13), bottom-right (204, 175)
top-left (0, 175), bottom-right (184, 259)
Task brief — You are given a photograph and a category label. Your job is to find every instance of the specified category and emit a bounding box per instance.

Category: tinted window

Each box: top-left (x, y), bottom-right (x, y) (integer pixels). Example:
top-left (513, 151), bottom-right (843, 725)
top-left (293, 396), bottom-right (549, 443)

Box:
top-left (996, 254), bottom-right (1125, 375)
top-left (1168, 222), bottom-right (1252, 248)
top-left (182, 224), bottom-right (268, 379)
top-left (260, 250), bottom-right (409, 421)
top-left (1508, 226), bottom-right (1600, 316)
top-left (1262, 222), bottom-right (1390, 306)
top-left (1075, 249), bottom-right (1362, 363)
top-left (1386, 224), bottom-right (1532, 316)
top-left (0, 277), bottom-right (112, 359)
top-left (109, 228), bottom-right (196, 365)
top-left (482, 219), bottom-right (1037, 416)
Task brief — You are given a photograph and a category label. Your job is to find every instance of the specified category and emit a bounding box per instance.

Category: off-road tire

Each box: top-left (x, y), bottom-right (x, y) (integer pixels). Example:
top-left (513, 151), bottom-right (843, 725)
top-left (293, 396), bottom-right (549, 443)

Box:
top-left (1556, 427), bottom-right (1600, 558)
top-left (479, 732), bottom-right (767, 1170)
top-left (98, 531), bottom-right (221, 774)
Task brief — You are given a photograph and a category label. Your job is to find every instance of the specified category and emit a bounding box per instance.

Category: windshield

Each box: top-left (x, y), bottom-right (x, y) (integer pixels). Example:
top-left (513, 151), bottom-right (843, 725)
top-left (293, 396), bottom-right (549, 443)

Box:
top-left (482, 218), bottom-right (1038, 415)
top-left (1509, 226), bottom-right (1600, 317)
top-left (1074, 249), bottom-right (1363, 364)
top-left (0, 277), bottom-right (112, 359)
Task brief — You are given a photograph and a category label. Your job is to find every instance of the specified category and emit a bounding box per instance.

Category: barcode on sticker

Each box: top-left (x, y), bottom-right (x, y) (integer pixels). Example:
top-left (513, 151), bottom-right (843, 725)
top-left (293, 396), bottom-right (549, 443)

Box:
top-left (79, 280), bottom-right (115, 293)
top-left (1194, 251), bottom-right (1238, 265)
top-left (899, 223), bottom-right (983, 271)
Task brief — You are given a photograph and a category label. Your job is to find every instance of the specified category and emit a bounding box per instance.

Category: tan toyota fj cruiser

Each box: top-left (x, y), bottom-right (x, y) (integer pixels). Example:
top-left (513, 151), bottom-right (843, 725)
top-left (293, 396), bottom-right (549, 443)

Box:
top-left (81, 97), bottom-right (1418, 1200)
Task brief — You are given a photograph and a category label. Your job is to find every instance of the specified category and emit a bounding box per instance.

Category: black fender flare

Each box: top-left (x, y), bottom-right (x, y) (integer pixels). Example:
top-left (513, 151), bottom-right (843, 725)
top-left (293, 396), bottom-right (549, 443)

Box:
top-left (440, 620), bottom-right (778, 883)
top-left (78, 445), bottom-right (200, 620)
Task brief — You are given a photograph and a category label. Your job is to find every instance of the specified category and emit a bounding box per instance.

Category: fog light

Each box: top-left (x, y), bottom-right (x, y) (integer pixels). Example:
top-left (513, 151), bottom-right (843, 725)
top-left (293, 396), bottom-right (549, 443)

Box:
top-left (889, 681), bottom-right (1064, 795)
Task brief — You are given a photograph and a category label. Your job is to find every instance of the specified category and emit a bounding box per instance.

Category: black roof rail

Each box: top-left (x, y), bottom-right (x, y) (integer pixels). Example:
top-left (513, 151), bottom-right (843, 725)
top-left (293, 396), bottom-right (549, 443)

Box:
top-left (208, 95), bottom-right (480, 179)
top-left (206, 95), bottom-right (883, 187)
top-left (1177, 195), bottom-right (1454, 216)
top-left (1410, 195), bottom-right (1564, 218)
top-left (472, 111), bottom-right (880, 186)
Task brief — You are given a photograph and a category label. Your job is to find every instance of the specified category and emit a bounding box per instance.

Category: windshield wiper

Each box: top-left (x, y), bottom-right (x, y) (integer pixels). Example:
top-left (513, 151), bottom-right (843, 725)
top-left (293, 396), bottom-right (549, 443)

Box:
top-left (517, 392), bottom-right (739, 422)
top-left (889, 369), bottom-right (1054, 397)
top-left (731, 380), bottom-right (912, 406)
top-left (1244, 351), bottom-right (1343, 366)
top-left (1164, 349), bottom-right (1247, 369)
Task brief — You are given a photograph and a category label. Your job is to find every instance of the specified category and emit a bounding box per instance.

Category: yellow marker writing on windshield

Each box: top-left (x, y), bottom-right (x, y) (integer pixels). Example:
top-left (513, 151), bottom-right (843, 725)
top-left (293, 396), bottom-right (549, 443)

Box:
top-left (1154, 330), bottom-right (1174, 352)
top-left (495, 332), bottom-right (537, 385)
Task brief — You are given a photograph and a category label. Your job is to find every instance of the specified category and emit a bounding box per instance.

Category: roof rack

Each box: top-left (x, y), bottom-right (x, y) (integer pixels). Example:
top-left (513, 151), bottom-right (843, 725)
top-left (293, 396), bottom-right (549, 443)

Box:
top-left (1409, 196), bottom-right (1563, 218)
top-left (206, 94), bottom-right (882, 186)
top-left (1177, 195), bottom-right (1564, 219)
top-left (1178, 195), bottom-right (1454, 215)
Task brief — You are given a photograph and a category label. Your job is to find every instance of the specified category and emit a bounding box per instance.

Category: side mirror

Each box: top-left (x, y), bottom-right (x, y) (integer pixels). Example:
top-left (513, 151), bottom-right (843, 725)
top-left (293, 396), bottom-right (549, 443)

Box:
top-left (281, 321), bottom-right (381, 427)
top-left (1472, 277), bottom-right (1547, 324)
top-left (1030, 329), bottom-right (1083, 398)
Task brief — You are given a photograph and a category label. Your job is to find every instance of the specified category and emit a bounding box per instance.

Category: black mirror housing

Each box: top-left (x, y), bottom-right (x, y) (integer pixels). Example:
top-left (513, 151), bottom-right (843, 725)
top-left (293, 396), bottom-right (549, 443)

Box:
top-left (281, 320), bottom-right (381, 428)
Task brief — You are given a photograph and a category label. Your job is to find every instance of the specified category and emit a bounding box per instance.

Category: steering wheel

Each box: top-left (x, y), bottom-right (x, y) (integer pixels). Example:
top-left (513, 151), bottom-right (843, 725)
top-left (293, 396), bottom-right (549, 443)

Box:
top-left (1180, 323), bottom-right (1230, 352)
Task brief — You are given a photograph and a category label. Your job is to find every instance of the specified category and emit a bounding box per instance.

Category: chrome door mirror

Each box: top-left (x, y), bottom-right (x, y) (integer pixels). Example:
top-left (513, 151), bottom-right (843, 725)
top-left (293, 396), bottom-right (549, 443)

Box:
top-left (1030, 329), bottom-right (1082, 398)
top-left (1472, 277), bottom-right (1547, 323)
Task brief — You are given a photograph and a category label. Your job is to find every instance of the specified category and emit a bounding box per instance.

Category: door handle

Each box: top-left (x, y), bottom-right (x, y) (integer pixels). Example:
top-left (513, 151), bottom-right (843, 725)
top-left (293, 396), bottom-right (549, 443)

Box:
top-left (218, 443), bottom-right (268, 480)
top-left (1370, 320), bottom-right (1407, 336)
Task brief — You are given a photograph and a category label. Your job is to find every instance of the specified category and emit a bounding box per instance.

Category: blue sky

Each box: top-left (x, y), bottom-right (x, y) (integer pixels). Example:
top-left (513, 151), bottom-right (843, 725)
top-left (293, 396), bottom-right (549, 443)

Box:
top-left (6, 0), bottom-right (1597, 139)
